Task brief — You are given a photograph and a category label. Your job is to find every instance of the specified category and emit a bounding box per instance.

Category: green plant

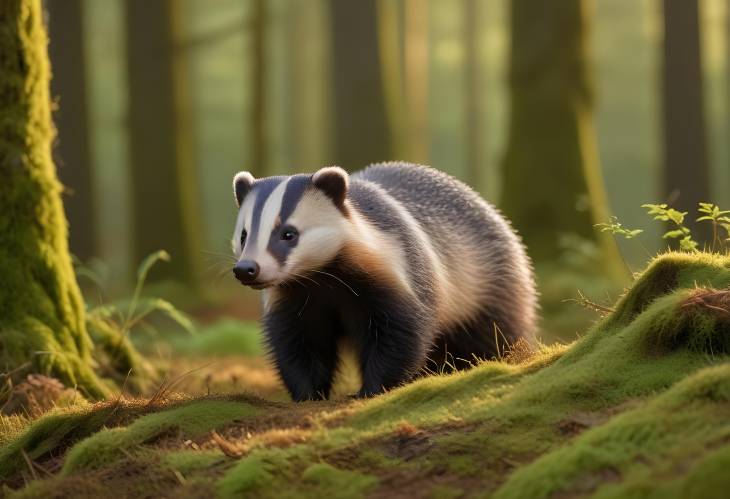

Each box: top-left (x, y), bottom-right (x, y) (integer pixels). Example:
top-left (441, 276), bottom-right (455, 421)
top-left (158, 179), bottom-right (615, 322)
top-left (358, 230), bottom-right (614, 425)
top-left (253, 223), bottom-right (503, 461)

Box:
top-left (595, 216), bottom-right (643, 240)
top-left (642, 203), bottom-right (699, 252)
top-left (76, 251), bottom-right (194, 391)
top-left (697, 203), bottom-right (730, 252)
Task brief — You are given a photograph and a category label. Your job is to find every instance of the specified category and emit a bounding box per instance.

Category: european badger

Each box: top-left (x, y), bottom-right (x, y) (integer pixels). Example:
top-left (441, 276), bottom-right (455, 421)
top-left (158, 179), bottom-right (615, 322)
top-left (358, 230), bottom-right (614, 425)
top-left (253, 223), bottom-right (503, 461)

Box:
top-left (231, 162), bottom-right (537, 401)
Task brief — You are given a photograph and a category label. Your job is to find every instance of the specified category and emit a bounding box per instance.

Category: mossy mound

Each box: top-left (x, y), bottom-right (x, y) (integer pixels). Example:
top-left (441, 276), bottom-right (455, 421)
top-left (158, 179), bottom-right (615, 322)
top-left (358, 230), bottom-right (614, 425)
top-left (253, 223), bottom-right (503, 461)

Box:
top-left (2, 253), bottom-right (729, 498)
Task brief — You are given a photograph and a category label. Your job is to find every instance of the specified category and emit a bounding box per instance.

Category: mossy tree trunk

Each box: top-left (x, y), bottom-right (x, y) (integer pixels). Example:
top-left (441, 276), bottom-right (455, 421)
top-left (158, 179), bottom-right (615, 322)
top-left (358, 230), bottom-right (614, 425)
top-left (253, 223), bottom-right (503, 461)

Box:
top-left (329, 0), bottom-right (392, 169)
top-left (46, 0), bottom-right (96, 262)
top-left (0, 0), bottom-right (108, 398)
top-left (125, 0), bottom-right (202, 286)
top-left (501, 0), bottom-right (622, 275)
top-left (662, 0), bottom-right (710, 244)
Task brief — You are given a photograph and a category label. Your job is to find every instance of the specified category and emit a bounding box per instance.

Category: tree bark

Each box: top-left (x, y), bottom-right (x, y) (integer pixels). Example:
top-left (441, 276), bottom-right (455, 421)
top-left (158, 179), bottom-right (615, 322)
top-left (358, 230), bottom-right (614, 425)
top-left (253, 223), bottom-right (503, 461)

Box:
top-left (125, 0), bottom-right (202, 285)
top-left (329, 0), bottom-right (392, 169)
top-left (0, 0), bottom-right (108, 397)
top-left (502, 0), bottom-right (622, 274)
top-left (46, 0), bottom-right (96, 262)
top-left (662, 0), bottom-right (711, 243)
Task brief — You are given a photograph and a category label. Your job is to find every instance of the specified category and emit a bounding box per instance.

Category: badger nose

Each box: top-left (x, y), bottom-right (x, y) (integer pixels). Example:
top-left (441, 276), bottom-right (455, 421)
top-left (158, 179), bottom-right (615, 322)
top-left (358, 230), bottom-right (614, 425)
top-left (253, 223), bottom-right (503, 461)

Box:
top-left (233, 260), bottom-right (260, 284)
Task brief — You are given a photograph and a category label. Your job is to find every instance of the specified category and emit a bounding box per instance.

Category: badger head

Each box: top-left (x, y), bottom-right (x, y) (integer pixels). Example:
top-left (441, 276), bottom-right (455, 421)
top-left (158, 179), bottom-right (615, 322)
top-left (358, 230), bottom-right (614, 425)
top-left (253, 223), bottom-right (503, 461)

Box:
top-left (230, 167), bottom-right (350, 289)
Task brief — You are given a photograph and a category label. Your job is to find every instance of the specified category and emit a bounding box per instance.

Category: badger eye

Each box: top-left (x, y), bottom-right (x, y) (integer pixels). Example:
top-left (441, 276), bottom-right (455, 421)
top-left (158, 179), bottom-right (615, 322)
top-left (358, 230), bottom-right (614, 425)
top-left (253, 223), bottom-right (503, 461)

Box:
top-left (240, 229), bottom-right (247, 246)
top-left (281, 227), bottom-right (298, 242)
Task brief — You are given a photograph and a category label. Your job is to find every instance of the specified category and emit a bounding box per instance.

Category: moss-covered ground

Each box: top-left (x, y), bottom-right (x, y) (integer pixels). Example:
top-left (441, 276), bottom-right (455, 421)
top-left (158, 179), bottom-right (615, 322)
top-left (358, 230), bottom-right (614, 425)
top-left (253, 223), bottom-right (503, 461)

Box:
top-left (1, 252), bottom-right (729, 498)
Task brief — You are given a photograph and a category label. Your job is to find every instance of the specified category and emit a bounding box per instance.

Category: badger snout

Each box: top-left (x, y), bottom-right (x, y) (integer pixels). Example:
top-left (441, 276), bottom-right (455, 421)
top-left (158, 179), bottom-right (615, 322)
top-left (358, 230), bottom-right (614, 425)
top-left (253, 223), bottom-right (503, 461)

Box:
top-left (233, 260), bottom-right (260, 285)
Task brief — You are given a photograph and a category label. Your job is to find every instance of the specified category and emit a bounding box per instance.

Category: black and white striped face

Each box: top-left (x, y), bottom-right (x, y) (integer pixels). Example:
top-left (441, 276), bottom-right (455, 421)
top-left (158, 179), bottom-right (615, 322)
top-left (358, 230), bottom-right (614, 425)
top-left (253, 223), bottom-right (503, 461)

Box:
top-left (231, 167), bottom-right (350, 289)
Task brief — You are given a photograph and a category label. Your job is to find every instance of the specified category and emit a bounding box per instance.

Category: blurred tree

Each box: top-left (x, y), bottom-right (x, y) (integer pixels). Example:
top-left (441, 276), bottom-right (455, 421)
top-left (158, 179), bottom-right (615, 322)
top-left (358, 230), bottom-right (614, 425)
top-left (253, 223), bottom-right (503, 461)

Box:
top-left (501, 0), bottom-right (623, 275)
top-left (250, 0), bottom-right (267, 176)
top-left (662, 0), bottom-right (711, 243)
top-left (377, 0), bottom-right (428, 165)
top-left (286, 0), bottom-right (330, 170)
top-left (0, 0), bottom-right (108, 397)
top-left (329, 0), bottom-right (392, 169)
top-left (46, 0), bottom-right (96, 262)
top-left (464, 0), bottom-right (484, 192)
top-left (125, 0), bottom-right (202, 285)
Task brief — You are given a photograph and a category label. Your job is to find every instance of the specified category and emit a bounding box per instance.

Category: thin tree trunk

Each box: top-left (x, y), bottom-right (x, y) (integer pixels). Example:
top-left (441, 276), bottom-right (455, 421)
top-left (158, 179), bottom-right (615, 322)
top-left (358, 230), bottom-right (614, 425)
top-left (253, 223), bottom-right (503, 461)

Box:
top-left (464, 0), bottom-right (484, 192)
top-left (0, 0), bottom-right (107, 397)
top-left (125, 0), bottom-right (202, 285)
top-left (402, 0), bottom-right (429, 164)
top-left (329, 0), bottom-right (392, 169)
top-left (662, 0), bottom-right (711, 243)
top-left (502, 0), bottom-right (623, 276)
top-left (250, 0), bottom-right (267, 177)
top-left (46, 0), bottom-right (96, 262)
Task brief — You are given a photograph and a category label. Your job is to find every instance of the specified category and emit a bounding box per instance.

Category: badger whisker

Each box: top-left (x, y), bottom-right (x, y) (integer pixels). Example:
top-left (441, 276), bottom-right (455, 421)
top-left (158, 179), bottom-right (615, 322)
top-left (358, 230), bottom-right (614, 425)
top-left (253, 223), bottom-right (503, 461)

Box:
top-left (310, 269), bottom-right (359, 296)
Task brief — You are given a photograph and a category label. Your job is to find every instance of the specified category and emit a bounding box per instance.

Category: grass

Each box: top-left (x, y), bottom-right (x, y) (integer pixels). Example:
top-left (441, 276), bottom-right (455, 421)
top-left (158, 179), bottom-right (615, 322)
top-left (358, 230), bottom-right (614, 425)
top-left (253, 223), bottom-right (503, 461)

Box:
top-left (1, 252), bottom-right (729, 498)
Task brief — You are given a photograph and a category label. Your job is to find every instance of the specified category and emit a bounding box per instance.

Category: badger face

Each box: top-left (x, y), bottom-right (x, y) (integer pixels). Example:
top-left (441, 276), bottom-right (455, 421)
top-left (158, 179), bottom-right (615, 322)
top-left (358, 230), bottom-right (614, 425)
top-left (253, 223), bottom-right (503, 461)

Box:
top-left (231, 167), bottom-right (350, 289)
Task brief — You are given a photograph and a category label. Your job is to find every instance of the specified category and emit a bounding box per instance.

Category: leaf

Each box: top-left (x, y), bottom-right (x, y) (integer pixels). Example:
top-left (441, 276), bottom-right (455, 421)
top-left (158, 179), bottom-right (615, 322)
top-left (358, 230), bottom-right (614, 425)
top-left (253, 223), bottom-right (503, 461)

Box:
top-left (137, 250), bottom-right (170, 285)
top-left (662, 229), bottom-right (686, 239)
top-left (626, 229), bottom-right (643, 238)
top-left (666, 209), bottom-right (686, 226)
top-left (132, 297), bottom-right (196, 335)
top-left (679, 236), bottom-right (699, 252)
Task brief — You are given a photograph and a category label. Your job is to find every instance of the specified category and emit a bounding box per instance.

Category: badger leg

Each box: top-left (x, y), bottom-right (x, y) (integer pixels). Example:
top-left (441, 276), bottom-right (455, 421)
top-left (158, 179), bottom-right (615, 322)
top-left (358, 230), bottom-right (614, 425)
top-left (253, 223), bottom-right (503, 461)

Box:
top-left (264, 310), bottom-right (340, 401)
top-left (354, 306), bottom-right (429, 398)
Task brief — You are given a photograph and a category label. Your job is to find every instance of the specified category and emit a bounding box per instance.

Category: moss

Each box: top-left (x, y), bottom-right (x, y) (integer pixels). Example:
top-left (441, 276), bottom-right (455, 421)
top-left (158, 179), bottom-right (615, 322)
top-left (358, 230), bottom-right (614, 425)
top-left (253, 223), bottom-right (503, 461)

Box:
top-left (4, 252), bottom-right (730, 497)
top-left (87, 315), bottom-right (156, 393)
top-left (608, 252), bottom-right (730, 327)
top-left (216, 455), bottom-right (275, 498)
top-left (0, 0), bottom-right (109, 398)
top-left (301, 463), bottom-right (377, 498)
top-left (161, 449), bottom-right (227, 476)
top-left (62, 400), bottom-right (258, 472)
top-left (492, 363), bottom-right (730, 499)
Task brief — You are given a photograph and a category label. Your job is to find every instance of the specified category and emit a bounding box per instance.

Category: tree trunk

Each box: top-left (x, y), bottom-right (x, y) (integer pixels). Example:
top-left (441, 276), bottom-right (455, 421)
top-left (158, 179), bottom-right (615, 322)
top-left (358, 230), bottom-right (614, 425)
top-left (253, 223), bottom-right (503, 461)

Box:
top-left (46, 0), bottom-right (96, 262)
top-left (250, 0), bottom-right (267, 177)
top-left (501, 0), bottom-right (622, 274)
top-left (0, 0), bottom-right (108, 398)
top-left (464, 0), bottom-right (484, 192)
top-left (329, 0), bottom-right (392, 169)
top-left (125, 0), bottom-right (202, 285)
top-left (662, 0), bottom-right (711, 243)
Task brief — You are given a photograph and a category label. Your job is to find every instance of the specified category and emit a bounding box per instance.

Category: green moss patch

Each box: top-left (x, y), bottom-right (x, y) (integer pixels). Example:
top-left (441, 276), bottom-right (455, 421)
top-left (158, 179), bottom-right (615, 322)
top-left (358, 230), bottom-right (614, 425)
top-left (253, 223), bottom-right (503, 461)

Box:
top-left (3, 252), bottom-right (730, 498)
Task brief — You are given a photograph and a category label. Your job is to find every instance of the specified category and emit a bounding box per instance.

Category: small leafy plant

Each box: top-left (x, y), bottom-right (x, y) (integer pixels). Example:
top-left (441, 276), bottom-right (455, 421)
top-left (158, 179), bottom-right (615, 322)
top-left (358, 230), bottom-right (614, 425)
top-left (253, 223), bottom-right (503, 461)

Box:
top-left (641, 203), bottom-right (698, 252)
top-left (597, 202), bottom-right (730, 255)
top-left (77, 250), bottom-right (194, 392)
top-left (87, 250), bottom-right (194, 338)
top-left (697, 203), bottom-right (730, 252)
top-left (595, 216), bottom-right (643, 239)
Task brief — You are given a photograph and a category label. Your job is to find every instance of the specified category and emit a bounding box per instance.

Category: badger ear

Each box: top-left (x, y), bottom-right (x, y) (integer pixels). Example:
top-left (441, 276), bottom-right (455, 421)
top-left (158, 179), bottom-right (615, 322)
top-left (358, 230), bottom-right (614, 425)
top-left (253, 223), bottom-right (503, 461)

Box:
top-left (233, 171), bottom-right (255, 206)
top-left (312, 166), bottom-right (349, 208)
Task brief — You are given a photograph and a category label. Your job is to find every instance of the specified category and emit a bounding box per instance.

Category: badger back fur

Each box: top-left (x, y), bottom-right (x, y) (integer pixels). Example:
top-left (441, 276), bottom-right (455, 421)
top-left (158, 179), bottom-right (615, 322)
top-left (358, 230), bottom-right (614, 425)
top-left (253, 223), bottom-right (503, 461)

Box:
top-left (231, 162), bottom-right (537, 401)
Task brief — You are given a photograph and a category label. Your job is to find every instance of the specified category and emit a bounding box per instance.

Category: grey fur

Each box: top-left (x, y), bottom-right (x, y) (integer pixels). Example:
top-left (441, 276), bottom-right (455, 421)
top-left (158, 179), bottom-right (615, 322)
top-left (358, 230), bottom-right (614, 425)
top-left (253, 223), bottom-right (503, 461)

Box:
top-left (351, 162), bottom-right (538, 344)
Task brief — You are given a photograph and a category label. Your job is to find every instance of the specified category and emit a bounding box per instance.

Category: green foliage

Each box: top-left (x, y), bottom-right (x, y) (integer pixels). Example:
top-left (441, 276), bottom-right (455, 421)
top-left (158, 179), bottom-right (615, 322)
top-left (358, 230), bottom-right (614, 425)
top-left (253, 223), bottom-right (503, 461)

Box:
top-left (595, 216), bottom-right (643, 239)
top-left (642, 203), bottom-right (698, 252)
top-left (78, 251), bottom-right (194, 391)
top-left (697, 203), bottom-right (730, 252)
top-left (170, 319), bottom-right (262, 357)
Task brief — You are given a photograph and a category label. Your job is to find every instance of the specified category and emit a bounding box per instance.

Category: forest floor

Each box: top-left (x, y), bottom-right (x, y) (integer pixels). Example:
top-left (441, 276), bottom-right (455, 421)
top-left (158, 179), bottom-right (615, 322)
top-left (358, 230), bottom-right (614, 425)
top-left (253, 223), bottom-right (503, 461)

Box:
top-left (1, 252), bottom-right (730, 498)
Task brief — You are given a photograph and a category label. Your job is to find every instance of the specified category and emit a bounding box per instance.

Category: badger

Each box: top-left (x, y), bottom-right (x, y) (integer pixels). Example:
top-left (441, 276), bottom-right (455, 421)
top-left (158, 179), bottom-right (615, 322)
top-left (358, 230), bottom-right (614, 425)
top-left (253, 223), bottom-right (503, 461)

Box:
top-left (230, 162), bottom-right (537, 401)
